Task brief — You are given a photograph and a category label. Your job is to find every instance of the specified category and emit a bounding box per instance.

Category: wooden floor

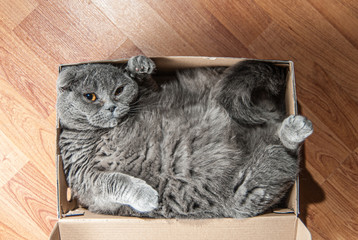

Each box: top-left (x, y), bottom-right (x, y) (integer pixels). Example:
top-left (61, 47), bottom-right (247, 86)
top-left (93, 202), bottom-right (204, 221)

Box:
top-left (0, 0), bottom-right (357, 239)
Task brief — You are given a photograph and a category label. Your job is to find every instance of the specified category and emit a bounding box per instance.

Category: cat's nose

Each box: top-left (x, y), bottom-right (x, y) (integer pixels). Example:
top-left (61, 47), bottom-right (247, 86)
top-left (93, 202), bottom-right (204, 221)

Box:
top-left (107, 105), bottom-right (117, 113)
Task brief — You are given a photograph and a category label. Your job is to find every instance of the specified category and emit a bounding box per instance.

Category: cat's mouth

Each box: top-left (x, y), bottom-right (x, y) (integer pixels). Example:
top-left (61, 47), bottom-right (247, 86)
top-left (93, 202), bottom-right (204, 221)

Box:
top-left (102, 108), bottom-right (130, 128)
top-left (88, 108), bottom-right (129, 129)
top-left (113, 107), bottom-right (130, 119)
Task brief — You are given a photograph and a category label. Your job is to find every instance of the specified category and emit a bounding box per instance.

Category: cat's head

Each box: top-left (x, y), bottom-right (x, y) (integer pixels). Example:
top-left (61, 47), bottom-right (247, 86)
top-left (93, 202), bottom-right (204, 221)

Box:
top-left (56, 64), bottom-right (138, 130)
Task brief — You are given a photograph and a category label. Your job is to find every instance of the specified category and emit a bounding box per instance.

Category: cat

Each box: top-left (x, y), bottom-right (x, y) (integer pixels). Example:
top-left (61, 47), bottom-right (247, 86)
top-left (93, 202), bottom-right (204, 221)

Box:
top-left (57, 56), bottom-right (313, 218)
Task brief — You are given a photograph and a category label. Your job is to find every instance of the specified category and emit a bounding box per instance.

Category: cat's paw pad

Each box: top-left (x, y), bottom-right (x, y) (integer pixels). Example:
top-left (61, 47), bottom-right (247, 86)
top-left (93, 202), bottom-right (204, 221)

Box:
top-left (280, 115), bottom-right (313, 143)
top-left (127, 55), bottom-right (156, 78)
top-left (130, 179), bottom-right (159, 212)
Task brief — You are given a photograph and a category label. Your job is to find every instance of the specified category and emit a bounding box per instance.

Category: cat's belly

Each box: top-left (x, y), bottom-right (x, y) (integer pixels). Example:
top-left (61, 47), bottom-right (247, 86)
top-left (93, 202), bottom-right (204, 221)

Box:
top-left (91, 105), bottom-right (244, 217)
top-left (95, 105), bottom-right (241, 190)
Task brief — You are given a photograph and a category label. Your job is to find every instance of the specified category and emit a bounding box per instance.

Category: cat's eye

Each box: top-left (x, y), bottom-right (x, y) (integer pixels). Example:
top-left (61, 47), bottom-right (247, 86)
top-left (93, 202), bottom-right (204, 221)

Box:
top-left (115, 86), bottom-right (124, 96)
top-left (84, 93), bottom-right (97, 102)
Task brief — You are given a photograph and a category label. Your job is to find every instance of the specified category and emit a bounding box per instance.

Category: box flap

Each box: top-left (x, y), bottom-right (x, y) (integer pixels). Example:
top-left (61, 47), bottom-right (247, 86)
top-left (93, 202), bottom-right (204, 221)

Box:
top-left (295, 218), bottom-right (312, 240)
top-left (57, 214), bottom-right (298, 240)
top-left (49, 222), bottom-right (60, 240)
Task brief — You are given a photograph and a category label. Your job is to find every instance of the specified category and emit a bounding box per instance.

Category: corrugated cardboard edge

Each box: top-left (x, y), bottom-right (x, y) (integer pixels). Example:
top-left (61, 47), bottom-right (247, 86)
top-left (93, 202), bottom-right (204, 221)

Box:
top-left (286, 61), bottom-right (300, 215)
top-left (49, 215), bottom-right (311, 240)
top-left (59, 56), bottom-right (291, 70)
top-left (56, 155), bottom-right (77, 218)
top-left (56, 103), bottom-right (77, 217)
top-left (53, 215), bottom-right (300, 240)
top-left (50, 216), bottom-right (312, 240)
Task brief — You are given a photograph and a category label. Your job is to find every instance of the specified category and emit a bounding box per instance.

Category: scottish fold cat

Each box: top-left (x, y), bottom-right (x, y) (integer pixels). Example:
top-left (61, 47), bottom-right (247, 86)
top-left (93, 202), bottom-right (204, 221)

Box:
top-left (57, 56), bottom-right (312, 218)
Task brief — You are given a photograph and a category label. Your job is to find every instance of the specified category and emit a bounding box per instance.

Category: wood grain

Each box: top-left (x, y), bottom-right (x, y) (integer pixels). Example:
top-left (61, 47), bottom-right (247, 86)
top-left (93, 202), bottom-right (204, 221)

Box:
top-left (0, 0), bottom-right (357, 239)
top-left (0, 21), bottom-right (57, 118)
top-left (202, 0), bottom-right (272, 46)
top-left (92, 0), bottom-right (199, 56)
top-left (304, 150), bottom-right (358, 239)
top-left (0, 131), bottom-right (29, 188)
top-left (0, 162), bottom-right (57, 239)
top-left (108, 38), bottom-right (144, 60)
top-left (0, 78), bottom-right (56, 185)
top-left (0, 0), bottom-right (38, 30)
top-left (14, 0), bottom-right (127, 68)
top-left (144, 0), bottom-right (253, 57)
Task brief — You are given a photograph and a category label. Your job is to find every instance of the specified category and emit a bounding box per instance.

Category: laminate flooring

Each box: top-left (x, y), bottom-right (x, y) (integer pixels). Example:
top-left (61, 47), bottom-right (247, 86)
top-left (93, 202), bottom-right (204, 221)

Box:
top-left (0, 1), bottom-right (357, 239)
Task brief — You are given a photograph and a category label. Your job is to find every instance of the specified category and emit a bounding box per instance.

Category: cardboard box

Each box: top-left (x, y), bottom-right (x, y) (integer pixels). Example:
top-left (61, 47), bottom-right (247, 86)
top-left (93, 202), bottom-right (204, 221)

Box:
top-left (50, 57), bottom-right (311, 240)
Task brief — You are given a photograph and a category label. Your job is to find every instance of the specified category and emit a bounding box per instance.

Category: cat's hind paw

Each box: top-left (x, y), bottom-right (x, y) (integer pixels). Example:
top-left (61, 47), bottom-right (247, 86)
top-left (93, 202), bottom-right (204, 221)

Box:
top-left (279, 115), bottom-right (313, 150)
top-left (126, 55), bottom-right (156, 79)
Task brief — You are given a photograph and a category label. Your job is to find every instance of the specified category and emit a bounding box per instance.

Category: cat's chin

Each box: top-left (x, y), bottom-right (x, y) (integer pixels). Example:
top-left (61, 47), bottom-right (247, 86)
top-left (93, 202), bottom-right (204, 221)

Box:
top-left (86, 118), bottom-right (119, 129)
top-left (113, 108), bottom-right (130, 119)
top-left (97, 118), bottom-right (118, 129)
top-left (107, 118), bottom-right (119, 128)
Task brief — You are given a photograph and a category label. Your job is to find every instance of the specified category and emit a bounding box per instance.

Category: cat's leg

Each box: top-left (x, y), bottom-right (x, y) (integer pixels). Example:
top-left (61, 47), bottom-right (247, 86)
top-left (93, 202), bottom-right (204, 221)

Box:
top-left (212, 60), bottom-right (286, 125)
top-left (229, 143), bottom-right (298, 218)
top-left (229, 115), bottom-right (313, 218)
top-left (126, 55), bottom-right (160, 91)
top-left (278, 115), bottom-right (313, 151)
top-left (70, 169), bottom-right (158, 214)
top-left (126, 55), bottom-right (156, 79)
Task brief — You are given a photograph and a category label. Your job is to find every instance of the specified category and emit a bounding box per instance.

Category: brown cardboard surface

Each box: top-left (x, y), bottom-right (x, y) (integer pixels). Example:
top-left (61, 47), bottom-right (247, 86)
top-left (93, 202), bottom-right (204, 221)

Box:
top-left (56, 215), bottom-right (298, 240)
top-left (57, 155), bottom-right (77, 217)
top-left (49, 222), bottom-right (60, 240)
top-left (296, 218), bottom-right (312, 240)
top-left (52, 56), bottom-right (310, 239)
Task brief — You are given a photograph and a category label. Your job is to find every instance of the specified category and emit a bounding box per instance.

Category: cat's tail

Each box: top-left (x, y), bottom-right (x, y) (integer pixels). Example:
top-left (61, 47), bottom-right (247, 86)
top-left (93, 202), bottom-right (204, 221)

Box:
top-left (215, 60), bottom-right (287, 125)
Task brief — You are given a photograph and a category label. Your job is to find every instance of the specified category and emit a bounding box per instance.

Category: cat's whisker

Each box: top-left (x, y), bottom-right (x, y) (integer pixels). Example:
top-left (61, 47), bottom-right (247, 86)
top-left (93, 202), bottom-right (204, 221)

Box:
top-left (129, 103), bottom-right (162, 109)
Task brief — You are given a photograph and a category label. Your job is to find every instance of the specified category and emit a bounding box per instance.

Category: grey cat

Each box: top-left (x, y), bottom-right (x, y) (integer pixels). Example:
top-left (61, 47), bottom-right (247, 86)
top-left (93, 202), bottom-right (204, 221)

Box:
top-left (57, 56), bottom-right (313, 218)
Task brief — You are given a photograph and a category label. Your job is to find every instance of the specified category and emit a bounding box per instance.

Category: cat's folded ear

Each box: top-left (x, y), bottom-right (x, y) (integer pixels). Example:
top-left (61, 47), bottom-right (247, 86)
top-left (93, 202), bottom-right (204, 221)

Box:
top-left (57, 66), bottom-right (79, 93)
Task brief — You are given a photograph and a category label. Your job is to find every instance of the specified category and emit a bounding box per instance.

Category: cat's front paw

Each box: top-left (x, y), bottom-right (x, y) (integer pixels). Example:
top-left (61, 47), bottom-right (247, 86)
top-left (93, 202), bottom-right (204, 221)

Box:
top-left (129, 178), bottom-right (159, 213)
top-left (126, 55), bottom-right (156, 79)
top-left (279, 115), bottom-right (313, 149)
